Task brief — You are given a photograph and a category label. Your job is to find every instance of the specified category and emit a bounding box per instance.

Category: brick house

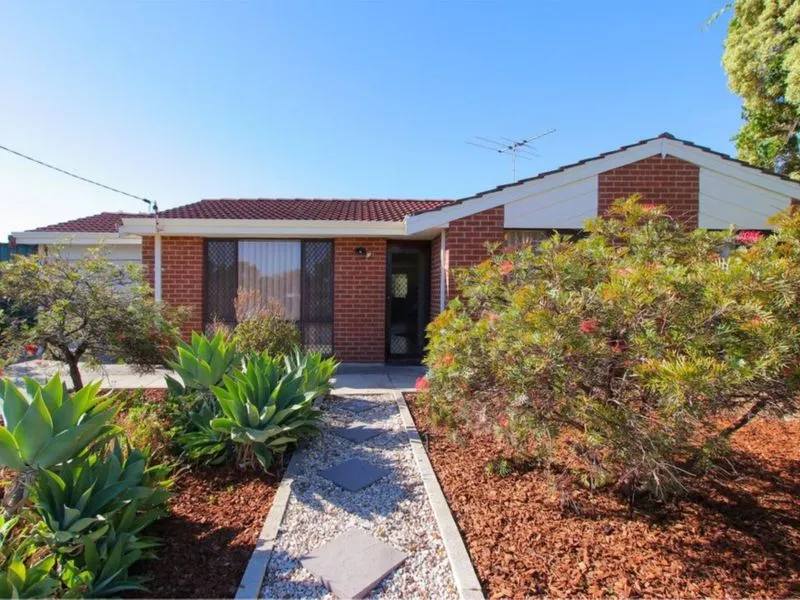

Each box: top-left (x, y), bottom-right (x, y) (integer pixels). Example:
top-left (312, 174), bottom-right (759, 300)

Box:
top-left (15, 133), bottom-right (800, 363)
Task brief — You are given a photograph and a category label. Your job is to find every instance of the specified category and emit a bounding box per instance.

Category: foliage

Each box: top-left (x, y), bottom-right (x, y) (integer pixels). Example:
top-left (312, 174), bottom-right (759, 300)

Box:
top-left (283, 348), bottom-right (338, 398)
top-left (31, 441), bottom-right (170, 549)
top-left (0, 554), bottom-right (58, 598)
top-left (165, 331), bottom-right (239, 395)
top-left (0, 512), bottom-right (58, 599)
top-left (722, 0), bottom-right (800, 180)
top-left (422, 197), bottom-right (800, 501)
top-left (115, 391), bottom-right (171, 461)
top-left (233, 291), bottom-right (301, 357)
top-left (0, 248), bottom-right (183, 390)
top-left (59, 528), bottom-right (157, 597)
top-left (0, 375), bottom-right (118, 473)
top-left (209, 352), bottom-right (325, 470)
top-left (171, 395), bottom-right (233, 466)
top-left (0, 375), bottom-right (120, 515)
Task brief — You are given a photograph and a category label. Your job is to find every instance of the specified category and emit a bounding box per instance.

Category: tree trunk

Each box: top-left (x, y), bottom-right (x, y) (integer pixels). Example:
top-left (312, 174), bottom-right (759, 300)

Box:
top-left (66, 357), bottom-right (83, 391)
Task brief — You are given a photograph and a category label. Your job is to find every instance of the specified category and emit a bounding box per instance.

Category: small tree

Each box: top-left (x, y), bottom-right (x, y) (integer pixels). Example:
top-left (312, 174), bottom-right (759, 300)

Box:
top-left (0, 248), bottom-right (183, 390)
top-left (422, 197), bottom-right (800, 501)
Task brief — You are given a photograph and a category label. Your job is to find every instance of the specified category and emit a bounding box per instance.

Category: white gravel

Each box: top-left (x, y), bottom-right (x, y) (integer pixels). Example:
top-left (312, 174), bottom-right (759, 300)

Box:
top-left (260, 393), bottom-right (459, 599)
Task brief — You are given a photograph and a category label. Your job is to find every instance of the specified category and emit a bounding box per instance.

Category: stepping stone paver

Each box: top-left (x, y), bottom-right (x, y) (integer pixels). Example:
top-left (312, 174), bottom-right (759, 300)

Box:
top-left (300, 528), bottom-right (407, 599)
top-left (319, 458), bottom-right (389, 491)
top-left (330, 424), bottom-right (384, 443)
top-left (335, 398), bottom-right (376, 413)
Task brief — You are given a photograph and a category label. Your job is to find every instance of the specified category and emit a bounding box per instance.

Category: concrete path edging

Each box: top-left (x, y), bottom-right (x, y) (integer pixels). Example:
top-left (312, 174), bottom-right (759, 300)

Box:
top-left (393, 391), bottom-right (485, 600)
top-left (235, 451), bottom-right (302, 599)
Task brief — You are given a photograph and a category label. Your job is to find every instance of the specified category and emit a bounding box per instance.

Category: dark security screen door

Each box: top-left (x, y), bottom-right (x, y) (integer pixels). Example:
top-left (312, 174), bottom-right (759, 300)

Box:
top-left (386, 243), bottom-right (430, 362)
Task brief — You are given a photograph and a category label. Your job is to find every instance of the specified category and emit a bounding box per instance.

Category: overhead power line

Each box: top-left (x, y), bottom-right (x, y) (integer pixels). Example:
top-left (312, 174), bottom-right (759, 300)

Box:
top-left (0, 143), bottom-right (157, 212)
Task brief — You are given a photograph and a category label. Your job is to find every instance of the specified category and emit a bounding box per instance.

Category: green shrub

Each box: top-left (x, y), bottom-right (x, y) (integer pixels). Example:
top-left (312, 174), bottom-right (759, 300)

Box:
top-left (423, 196), bottom-right (800, 501)
top-left (208, 352), bottom-right (325, 470)
top-left (165, 331), bottom-right (239, 395)
top-left (0, 375), bottom-right (120, 514)
top-left (115, 390), bottom-right (171, 460)
top-left (233, 293), bottom-right (300, 357)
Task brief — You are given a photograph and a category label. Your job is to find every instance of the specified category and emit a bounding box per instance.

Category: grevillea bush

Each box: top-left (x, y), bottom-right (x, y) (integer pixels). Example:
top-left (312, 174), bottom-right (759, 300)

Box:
top-left (421, 196), bottom-right (800, 501)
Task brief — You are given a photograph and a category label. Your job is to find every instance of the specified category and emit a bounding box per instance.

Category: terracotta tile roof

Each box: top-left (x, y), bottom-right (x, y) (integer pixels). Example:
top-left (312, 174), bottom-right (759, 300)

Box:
top-left (156, 198), bottom-right (455, 222)
top-left (31, 211), bottom-right (146, 233)
top-left (407, 132), bottom-right (800, 218)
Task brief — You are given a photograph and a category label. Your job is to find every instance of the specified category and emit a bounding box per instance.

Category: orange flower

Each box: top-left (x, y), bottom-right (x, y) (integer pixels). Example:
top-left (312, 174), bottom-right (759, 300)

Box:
top-left (415, 377), bottom-right (430, 391)
top-left (579, 319), bottom-right (598, 334)
top-left (440, 354), bottom-right (454, 367)
top-left (499, 261), bottom-right (513, 275)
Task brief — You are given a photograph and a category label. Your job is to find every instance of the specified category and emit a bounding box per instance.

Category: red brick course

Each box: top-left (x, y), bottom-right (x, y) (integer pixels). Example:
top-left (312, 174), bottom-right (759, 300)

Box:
top-left (445, 206), bottom-right (505, 300)
top-left (598, 155), bottom-right (700, 227)
top-left (333, 238), bottom-right (387, 362)
top-left (142, 236), bottom-right (204, 339)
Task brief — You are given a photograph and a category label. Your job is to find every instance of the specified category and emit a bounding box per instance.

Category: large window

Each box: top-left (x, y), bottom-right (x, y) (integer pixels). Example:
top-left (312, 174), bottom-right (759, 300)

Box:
top-left (204, 240), bottom-right (333, 354)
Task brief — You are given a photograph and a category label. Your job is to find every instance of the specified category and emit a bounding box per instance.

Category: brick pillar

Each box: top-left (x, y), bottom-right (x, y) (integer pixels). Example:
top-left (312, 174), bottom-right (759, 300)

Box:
top-left (142, 236), bottom-right (204, 338)
top-left (445, 206), bottom-right (505, 300)
top-left (333, 238), bottom-right (387, 362)
top-left (597, 155), bottom-right (700, 227)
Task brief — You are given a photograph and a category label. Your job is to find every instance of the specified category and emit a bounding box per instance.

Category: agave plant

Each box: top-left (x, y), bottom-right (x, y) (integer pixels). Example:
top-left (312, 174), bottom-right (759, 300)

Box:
top-left (165, 332), bottom-right (239, 395)
top-left (60, 528), bottom-right (157, 597)
top-left (0, 375), bottom-right (120, 514)
top-left (174, 399), bottom-right (232, 465)
top-left (210, 353), bottom-right (323, 470)
top-left (284, 349), bottom-right (339, 398)
top-left (32, 441), bottom-right (171, 548)
top-left (0, 555), bottom-right (58, 599)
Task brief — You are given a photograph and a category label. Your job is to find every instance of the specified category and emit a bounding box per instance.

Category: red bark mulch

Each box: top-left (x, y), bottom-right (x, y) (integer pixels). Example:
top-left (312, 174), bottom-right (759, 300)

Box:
top-left (131, 464), bottom-right (282, 599)
top-left (406, 394), bottom-right (800, 598)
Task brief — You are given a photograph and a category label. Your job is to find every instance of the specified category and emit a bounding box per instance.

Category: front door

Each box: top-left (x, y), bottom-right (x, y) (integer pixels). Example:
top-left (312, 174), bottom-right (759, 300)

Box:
top-left (386, 243), bottom-right (430, 362)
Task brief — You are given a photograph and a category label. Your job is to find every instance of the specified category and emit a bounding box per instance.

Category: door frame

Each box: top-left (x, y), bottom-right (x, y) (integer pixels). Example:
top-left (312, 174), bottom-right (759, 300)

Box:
top-left (385, 241), bottom-right (431, 363)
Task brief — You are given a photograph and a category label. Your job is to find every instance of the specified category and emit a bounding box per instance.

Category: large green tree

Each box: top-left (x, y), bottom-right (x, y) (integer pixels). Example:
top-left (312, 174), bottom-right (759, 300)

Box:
top-left (723, 0), bottom-right (800, 180)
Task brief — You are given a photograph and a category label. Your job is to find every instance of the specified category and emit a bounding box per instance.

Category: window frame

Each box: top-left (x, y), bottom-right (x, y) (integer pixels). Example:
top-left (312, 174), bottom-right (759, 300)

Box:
top-left (203, 238), bottom-right (335, 354)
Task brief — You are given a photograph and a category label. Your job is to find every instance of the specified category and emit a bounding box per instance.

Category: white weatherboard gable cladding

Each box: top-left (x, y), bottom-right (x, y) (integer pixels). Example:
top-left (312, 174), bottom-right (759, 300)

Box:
top-left (504, 175), bottom-right (598, 229)
top-left (699, 168), bottom-right (793, 230)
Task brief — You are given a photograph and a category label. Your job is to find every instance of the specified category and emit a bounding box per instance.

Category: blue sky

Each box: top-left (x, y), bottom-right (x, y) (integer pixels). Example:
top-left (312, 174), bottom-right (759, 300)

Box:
top-left (0, 1), bottom-right (736, 239)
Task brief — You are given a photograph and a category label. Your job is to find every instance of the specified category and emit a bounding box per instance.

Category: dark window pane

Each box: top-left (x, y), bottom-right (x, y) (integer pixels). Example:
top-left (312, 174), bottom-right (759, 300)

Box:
top-left (301, 241), bottom-right (333, 354)
top-left (205, 240), bottom-right (237, 327)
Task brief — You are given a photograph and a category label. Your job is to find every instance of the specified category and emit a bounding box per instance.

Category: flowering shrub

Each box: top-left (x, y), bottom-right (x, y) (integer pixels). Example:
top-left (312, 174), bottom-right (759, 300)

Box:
top-left (423, 196), bottom-right (800, 500)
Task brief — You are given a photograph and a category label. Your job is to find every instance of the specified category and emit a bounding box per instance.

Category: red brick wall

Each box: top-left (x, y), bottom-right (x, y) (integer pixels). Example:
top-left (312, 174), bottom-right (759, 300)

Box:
top-left (333, 238), bottom-right (387, 362)
top-left (445, 206), bottom-right (505, 300)
top-left (598, 155), bottom-right (700, 227)
top-left (141, 236), bottom-right (204, 338)
top-left (430, 234), bottom-right (442, 319)
top-left (142, 236), bottom-right (154, 287)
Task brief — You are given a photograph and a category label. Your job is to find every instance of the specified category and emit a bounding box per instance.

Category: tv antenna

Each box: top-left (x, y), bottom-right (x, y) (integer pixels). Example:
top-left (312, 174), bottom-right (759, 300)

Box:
top-left (466, 128), bottom-right (556, 182)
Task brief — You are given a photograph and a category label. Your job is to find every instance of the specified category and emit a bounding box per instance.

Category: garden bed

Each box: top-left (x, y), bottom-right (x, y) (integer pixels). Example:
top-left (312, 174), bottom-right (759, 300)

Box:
top-left (406, 393), bottom-right (800, 598)
top-left (131, 464), bottom-right (282, 599)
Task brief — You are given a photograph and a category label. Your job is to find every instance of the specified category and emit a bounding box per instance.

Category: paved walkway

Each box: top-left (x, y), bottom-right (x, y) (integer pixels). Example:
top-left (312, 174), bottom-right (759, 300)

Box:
top-left (243, 371), bottom-right (483, 599)
top-left (3, 360), bottom-right (424, 393)
top-left (260, 390), bottom-right (458, 598)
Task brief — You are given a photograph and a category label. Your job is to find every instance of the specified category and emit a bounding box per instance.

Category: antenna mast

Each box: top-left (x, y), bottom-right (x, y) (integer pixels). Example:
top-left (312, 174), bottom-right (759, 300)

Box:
top-left (466, 128), bottom-right (556, 182)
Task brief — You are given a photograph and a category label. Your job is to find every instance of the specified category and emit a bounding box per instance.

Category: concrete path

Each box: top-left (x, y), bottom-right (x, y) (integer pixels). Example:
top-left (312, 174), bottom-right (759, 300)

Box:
top-left (3, 360), bottom-right (425, 393)
top-left (3, 359), bottom-right (171, 389)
